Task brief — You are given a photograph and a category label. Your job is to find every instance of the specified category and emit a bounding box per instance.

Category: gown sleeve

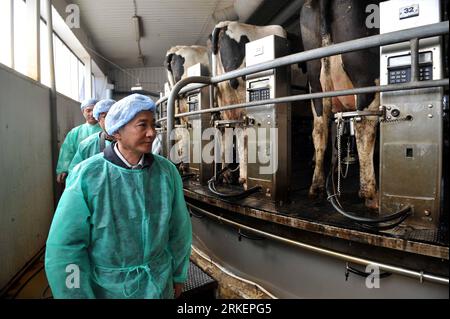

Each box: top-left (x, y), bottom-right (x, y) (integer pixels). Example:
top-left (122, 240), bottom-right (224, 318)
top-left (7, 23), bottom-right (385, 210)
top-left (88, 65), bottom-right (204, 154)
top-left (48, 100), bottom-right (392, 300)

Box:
top-left (56, 129), bottom-right (78, 174)
top-left (45, 172), bottom-right (95, 298)
top-left (167, 165), bottom-right (192, 284)
top-left (68, 142), bottom-right (89, 174)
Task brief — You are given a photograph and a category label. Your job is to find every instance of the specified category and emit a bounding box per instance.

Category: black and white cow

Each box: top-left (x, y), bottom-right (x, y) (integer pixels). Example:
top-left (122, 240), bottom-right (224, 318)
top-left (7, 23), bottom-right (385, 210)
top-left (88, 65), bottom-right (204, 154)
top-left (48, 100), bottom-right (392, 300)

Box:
top-left (164, 45), bottom-right (210, 168)
top-left (300, 0), bottom-right (380, 208)
top-left (164, 45), bottom-right (210, 124)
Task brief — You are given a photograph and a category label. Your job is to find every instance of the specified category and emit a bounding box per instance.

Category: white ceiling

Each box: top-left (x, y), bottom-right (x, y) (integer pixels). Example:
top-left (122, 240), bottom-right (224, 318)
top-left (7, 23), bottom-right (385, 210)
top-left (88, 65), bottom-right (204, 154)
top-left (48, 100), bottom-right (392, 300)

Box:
top-left (71, 0), bottom-right (239, 68)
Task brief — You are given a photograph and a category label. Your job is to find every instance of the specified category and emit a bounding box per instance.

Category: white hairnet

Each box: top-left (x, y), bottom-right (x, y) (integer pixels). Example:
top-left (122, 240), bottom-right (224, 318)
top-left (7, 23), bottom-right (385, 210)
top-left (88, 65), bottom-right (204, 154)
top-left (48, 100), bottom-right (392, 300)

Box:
top-left (93, 99), bottom-right (116, 121)
top-left (81, 98), bottom-right (98, 110)
top-left (105, 94), bottom-right (155, 135)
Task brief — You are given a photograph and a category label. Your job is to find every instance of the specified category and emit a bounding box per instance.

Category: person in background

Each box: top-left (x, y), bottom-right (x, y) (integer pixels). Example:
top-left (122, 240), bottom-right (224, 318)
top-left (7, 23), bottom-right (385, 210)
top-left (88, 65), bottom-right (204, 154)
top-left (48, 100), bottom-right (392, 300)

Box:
top-left (45, 93), bottom-right (192, 299)
top-left (55, 98), bottom-right (102, 184)
top-left (68, 99), bottom-right (116, 173)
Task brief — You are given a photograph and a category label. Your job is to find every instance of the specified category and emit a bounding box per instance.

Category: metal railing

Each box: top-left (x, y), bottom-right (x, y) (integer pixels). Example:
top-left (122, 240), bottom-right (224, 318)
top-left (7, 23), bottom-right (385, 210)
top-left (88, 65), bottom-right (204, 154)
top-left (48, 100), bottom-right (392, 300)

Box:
top-left (156, 21), bottom-right (449, 151)
top-left (187, 202), bottom-right (449, 286)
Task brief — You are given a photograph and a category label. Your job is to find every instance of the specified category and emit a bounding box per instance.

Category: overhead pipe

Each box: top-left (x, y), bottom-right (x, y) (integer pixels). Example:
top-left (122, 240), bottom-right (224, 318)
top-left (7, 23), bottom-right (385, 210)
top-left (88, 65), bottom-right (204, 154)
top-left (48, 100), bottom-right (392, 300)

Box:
top-left (269, 0), bottom-right (304, 26)
top-left (234, 0), bottom-right (265, 22)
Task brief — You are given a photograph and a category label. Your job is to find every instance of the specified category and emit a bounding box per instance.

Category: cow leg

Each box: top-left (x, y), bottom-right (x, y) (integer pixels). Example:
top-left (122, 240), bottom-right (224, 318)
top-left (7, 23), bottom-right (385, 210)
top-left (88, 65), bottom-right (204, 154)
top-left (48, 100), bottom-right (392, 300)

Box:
top-left (309, 99), bottom-right (331, 198)
top-left (354, 92), bottom-right (380, 209)
top-left (220, 131), bottom-right (230, 183)
top-left (236, 127), bottom-right (247, 189)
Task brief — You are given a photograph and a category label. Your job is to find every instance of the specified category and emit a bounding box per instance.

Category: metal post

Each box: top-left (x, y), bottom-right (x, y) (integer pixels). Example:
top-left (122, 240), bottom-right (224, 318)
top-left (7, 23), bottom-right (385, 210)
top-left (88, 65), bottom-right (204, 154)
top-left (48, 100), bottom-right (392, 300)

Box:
top-left (46, 0), bottom-right (58, 208)
top-left (166, 76), bottom-right (211, 158)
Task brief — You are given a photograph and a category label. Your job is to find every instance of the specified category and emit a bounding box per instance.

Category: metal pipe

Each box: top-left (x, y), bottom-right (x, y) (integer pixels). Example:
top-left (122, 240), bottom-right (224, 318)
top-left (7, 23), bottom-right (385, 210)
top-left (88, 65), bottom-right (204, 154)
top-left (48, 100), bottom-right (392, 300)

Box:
top-left (156, 22), bottom-right (448, 110)
top-left (156, 22), bottom-right (447, 109)
top-left (158, 78), bottom-right (448, 122)
top-left (155, 83), bottom-right (208, 106)
top-left (166, 76), bottom-right (212, 154)
top-left (209, 22), bottom-right (448, 86)
top-left (410, 38), bottom-right (419, 82)
top-left (187, 202), bottom-right (449, 286)
top-left (162, 22), bottom-right (448, 156)
top-left (46, 0), bottom-right (58, 208)
top-left (269, 0), bottom-right (304, 26)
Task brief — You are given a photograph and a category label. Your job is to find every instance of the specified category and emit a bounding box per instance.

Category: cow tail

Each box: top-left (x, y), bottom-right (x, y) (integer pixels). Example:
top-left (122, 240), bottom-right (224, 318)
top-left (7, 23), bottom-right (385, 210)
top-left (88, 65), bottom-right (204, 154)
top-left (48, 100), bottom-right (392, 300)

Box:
top-left (211, 26), bottom-right (222, 55)
top-left (164, 53), bottom-right (174, 73)
top-left (319, 0), bottom-right (331, 38)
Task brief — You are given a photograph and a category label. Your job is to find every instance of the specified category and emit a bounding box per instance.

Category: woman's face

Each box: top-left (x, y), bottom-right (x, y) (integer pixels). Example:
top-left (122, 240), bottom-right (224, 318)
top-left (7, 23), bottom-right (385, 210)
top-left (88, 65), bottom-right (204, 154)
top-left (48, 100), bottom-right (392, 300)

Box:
top-left (114, 111), bottom-right (156, 155)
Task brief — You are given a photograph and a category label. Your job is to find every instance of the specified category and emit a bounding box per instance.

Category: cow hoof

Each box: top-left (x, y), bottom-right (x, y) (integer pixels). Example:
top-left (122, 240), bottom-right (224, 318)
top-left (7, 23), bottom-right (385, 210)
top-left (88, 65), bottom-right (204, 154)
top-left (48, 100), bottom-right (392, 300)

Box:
top-left (308, 187), bottom-right (325, 200)
top-left (222, 171), bottom-right (233, 184)
top-left (365, 197), bottom-right (379, 210)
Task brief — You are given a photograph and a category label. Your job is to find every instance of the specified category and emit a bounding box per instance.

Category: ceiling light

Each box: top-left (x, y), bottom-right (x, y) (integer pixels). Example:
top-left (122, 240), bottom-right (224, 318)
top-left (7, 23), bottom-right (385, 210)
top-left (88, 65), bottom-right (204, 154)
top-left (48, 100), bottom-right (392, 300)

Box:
top-left (131, 85), bottom-right (143, 91)
top-left (132, 15), bottom-right (142, 41)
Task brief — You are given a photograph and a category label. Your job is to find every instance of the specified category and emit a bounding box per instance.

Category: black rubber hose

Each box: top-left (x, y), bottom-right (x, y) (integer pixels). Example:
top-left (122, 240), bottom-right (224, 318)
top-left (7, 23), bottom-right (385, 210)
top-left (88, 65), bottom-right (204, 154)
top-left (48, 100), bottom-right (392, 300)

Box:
top-left (358, 213), bottom-right (411, 231)
top-left (208, 178), bottom-right (261, 199)
top-left (326, 170), bottom-right (411, 225)
top-left (346, 264), bottom-right (392, 279)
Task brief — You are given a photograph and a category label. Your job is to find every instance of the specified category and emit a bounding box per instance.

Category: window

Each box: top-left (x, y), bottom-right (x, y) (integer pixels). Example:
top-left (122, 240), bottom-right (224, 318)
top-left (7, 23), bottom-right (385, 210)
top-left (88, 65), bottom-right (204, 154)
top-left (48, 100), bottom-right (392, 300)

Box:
top-left (51, 33), bottom-right (83, 101)
top-left (40, 19), bottom-right (50, 87)
top-left (91, 74), bottom-right (96, 99)
top-left (0, 0), bottom-right (12, 67)
top-left (3, 0), bottom-right (97, 102)
top-left (78, 60), bottom-right (85, 101)
top-left (13, 0), bottom-right (28, 75)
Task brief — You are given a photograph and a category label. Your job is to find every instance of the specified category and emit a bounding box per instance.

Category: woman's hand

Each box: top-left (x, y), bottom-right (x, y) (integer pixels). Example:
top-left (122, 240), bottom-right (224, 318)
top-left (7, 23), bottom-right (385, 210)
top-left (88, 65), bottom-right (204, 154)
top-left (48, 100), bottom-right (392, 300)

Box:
top-left (174, 283), bottom-right (184, 298)
top-left (56, 172), bottom-right (68, 184)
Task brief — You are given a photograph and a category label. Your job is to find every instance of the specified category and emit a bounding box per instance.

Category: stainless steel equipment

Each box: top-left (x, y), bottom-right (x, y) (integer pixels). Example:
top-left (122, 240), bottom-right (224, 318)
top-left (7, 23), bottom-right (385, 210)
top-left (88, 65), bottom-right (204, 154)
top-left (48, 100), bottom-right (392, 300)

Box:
top-left (245, 35), bottom-right (291, 203)
top-left (380, 0), bottom-right (444, 228)
top-left (185, 63), bottom-right (214, 184)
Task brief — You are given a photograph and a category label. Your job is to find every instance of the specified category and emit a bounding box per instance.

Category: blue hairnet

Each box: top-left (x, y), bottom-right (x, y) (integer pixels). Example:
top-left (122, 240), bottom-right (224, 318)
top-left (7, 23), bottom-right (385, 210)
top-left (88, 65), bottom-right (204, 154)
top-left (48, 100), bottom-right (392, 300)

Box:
top-left (93, 99), bottom-right (116, 121)
top-left (81, 98), bottom-right (98, 110)
top-left (105, 94), bottom-right (155, 135)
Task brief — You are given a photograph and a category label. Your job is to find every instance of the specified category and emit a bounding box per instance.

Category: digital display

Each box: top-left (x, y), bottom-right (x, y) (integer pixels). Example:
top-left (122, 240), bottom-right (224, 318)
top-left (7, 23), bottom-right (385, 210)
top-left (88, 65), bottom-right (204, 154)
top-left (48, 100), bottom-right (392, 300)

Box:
top-left (250, 78), bottom-right (270, 89)
top-left (388, 51), bottom-right (432, 67)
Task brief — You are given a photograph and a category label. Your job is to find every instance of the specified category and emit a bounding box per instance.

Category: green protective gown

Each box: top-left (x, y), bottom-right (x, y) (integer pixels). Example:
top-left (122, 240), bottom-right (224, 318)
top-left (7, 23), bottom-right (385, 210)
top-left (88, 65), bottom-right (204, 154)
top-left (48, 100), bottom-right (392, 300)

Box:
top-left (45, 153), bottom-right (192, 299)
top-left (56, 123), bottom-right (102, 174)
top-left (68, 132), bottom-right (112, 173)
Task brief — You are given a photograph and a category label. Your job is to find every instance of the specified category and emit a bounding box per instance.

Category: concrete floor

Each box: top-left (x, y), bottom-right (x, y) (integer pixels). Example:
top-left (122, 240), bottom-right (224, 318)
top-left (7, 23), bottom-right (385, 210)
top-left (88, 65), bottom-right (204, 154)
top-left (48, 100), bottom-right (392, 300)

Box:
top-left (3, 252), bottom-right (52, 299)
top-left (3, 250), bottom-right (216, 299)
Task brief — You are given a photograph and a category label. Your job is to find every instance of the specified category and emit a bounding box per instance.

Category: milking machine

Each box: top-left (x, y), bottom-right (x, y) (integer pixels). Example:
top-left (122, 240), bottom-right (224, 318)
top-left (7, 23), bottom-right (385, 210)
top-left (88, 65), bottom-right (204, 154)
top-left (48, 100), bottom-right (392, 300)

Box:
top-left (379, 0), bottom-right (445, 230)
top-left (207, 35), bottom-right (292, 202)
top-left (183, 63), bottom-right (214, 184)
top-left (244, 35), bottom-right (292, 204)
top-left (326, 0), bottom-right (446, 231)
